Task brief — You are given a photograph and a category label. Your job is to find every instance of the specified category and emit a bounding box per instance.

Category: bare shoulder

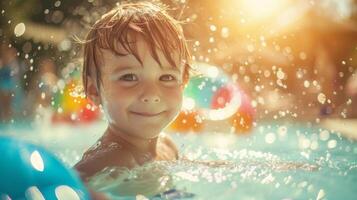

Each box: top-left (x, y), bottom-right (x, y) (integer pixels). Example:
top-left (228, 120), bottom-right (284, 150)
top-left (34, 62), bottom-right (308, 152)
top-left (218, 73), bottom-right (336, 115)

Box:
top-left (74, 142), bottom-right (137, 181)
top-left (159, 133), bottom-right (179, 159)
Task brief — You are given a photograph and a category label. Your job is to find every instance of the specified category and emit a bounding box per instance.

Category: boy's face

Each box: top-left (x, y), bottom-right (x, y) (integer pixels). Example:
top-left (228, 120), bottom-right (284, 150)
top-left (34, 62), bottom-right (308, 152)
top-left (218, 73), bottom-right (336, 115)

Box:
top-left (90, 37), bottom-right (184, 139)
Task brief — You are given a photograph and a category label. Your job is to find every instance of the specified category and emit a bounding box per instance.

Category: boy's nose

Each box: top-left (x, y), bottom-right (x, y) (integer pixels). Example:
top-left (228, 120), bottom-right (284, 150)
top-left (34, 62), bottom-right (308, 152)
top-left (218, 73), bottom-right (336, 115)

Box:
top-left (140, 83), bottom-right (161, 103)
top-left (140, 81), bottom-right (161, 103)
top-left (140, 95), bottom-right (160, 103)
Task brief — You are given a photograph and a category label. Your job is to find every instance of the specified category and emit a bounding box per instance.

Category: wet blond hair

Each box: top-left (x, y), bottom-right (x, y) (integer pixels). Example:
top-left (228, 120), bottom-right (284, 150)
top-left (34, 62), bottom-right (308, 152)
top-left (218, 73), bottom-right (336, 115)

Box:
top-left (82, 1), bottom-right (191, 94)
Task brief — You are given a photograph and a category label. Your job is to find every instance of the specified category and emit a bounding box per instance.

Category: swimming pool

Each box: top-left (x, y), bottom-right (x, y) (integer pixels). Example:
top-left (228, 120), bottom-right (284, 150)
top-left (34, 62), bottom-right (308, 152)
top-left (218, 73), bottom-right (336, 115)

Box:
top-left (1, 120), bottom-right (356, 200)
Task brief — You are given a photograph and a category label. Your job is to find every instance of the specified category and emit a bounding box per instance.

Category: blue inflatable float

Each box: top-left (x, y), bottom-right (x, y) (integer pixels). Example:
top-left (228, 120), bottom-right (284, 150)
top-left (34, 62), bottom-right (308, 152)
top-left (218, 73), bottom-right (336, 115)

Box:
top-left (0, 136), bottom-right (90, 200)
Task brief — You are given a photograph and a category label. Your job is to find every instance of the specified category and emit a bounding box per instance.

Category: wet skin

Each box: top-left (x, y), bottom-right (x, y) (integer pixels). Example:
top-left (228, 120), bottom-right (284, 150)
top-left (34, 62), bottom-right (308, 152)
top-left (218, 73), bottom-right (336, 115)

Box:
top-left (75, 37), bottom-right (184, 181)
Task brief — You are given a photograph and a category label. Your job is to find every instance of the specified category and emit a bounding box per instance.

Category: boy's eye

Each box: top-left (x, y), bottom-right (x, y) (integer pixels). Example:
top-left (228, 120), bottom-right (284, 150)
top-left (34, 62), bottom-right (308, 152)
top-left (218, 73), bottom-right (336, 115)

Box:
top-left (120, 74), bottom-right (138, 81)
top-left (160, 74), bottom-right (176, 81)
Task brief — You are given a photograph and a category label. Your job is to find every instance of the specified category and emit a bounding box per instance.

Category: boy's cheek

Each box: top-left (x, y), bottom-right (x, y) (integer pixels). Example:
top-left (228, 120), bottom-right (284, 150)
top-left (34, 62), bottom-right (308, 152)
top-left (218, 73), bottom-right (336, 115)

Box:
top-left (169, 92), bottom-right (183, 113)
top-left (102, 103), bottom-right (126, 125)
top-left (168, 89), bottom-right (183, 102)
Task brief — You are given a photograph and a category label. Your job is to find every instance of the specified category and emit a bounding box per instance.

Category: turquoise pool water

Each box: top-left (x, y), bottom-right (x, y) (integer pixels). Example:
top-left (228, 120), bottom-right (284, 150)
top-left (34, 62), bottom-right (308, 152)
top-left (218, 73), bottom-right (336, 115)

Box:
top-left (1, 121), bottom-right (356, 200)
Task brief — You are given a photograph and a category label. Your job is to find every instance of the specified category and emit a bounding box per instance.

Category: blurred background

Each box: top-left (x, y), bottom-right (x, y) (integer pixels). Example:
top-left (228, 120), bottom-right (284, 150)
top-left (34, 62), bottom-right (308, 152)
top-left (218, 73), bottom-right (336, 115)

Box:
top-left (1, 0), bottom-right (357, 134)
top-left (2, 2), bottom-right (357, 199)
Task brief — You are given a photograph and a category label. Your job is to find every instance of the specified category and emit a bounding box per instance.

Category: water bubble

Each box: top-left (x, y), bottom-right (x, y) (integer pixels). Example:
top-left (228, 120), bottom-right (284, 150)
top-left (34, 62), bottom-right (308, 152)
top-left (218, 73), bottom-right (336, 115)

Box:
top-left (277, 69), bottom-right (285, 80)
top-left (346, 98), bottom-right (352, 105)
top-left (265, 132), bottom-right (276, 144)
top-left (57, 107), bottom-right (63, 113)
top-left (209, 37), bottom-right (215, 43)
top-left (299, 52), bottom-right (307, 60)
top-left (299, 136), bottom-right (310, 149)
top-left (209, 25), bottom-right (217, 32)
top-left (247, 44), bottom-right (255, 52)
top-left (317, 93), bottom-right (326, 104)
top-left (54, 1), bottom-right (61, 7)
top-left (310, 141), bottom-right (319, 150)
top-left (221, 27), bottom-right (229, 38)
top-left (52, 10), bottom-right (64, 23)
top-left (295, 69), bottom-right (303, 79)
top-left (303, 80), bottom-right (310, 88)
top-left (316, 189), bottom-right (325, 200)
top-left (327, 139), bottom-right (337, 149)
top-left (14, 22), bottom-right (25, 37)
top-left (41, 92), bottom-right (46, 99)
top-left (194, 41), bottom-right (200, 46)
top-left (264, 70), bottom-right (271, 77)
top-left (58, 39), bottom-right (71, 51)
top-left (255, 85), bottom-right (261, 92)
top-left (277, 126), bottom-right (287, 137)
top-left (70, 113), bottom-right (77, 121)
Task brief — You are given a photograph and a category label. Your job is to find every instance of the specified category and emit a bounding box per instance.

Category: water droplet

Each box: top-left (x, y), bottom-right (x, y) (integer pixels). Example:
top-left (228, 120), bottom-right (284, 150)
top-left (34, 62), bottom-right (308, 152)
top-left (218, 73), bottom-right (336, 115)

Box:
top-left (14, 23), bottom-right (25, 37)
top-left (209, 24), bottom-right (217, 32)
top-left (316, 189), bottom-right (325, 200)
top-left (54, 1), bottom-right (61, 7)
top-left (194, 40), bottom-right (200, 46)
top-left (209, 37), bottom-right (215, 43)
top-left (247, 44), bottom-right (255, 52)
top-left (327, 139), bottom-right (337, 149)
top-left (346, 98), bottom-right (352, 105)
top-left (299, 52), bottom-right (307, 60)
top-left (317, 93), bottom-right (326, 104)
top-left (277, 69), bottom-right (285, 80)
top-left (265, 132), bottom-right (276, 144)
top-left (221, 27), bottom-right (229, 38)
top-left (58, 39), bottom-right (71, 51)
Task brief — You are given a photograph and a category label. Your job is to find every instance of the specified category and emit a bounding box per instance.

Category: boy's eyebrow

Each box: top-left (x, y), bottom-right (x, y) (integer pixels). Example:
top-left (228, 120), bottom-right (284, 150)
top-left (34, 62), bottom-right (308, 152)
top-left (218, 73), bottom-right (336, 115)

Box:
top-left (112, 66), bottom-right (183, 74)
top-left (112, 66), bottom-right (139, 73)
top-left (162, 67), bottom-right (182, 73)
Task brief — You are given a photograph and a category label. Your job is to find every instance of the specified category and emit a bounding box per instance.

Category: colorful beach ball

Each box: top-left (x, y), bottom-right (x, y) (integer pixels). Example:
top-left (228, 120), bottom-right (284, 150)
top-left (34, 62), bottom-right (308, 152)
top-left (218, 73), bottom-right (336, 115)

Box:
top-left (52, 80), bottom-right (100, 124)
top-left (168, 62), bottom-right (254, 134)
top-left (183, 63), bottom-right (229, 109)
top-left (0, 136), bottom-right (90, 200)
top-left (211, 84), bottom-right (255, 133)
top-left (168, 110), bottom-right (204, 133)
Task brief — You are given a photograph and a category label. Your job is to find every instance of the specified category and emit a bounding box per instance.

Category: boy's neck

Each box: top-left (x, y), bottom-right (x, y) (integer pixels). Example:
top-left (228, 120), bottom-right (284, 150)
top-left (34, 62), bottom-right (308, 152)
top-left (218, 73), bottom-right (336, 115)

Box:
top-left (106, 126), bottom-right (158, 157)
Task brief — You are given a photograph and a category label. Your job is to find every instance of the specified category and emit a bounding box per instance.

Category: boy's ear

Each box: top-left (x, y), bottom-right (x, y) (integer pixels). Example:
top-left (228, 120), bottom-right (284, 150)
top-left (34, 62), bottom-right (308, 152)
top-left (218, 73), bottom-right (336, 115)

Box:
top-left (86, 78), bottom-right (101, 105)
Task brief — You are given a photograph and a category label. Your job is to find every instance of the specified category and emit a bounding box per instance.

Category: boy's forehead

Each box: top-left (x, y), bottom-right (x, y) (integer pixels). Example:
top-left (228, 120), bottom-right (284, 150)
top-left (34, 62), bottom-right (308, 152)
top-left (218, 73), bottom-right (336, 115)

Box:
top-left (100, 37), bottom-right (184, 71)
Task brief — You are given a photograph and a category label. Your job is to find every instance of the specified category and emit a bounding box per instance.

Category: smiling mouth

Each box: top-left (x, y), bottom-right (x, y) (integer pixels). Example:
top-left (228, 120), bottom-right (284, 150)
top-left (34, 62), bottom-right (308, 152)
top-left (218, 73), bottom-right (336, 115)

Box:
top-left (130, 111), bottom-right (165, 117)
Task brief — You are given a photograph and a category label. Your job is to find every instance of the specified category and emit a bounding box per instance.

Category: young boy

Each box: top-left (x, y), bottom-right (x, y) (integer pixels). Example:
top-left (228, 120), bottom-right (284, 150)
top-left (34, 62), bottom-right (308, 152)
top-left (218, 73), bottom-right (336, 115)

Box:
top-left (74, 1), bottom-right (191, 182)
